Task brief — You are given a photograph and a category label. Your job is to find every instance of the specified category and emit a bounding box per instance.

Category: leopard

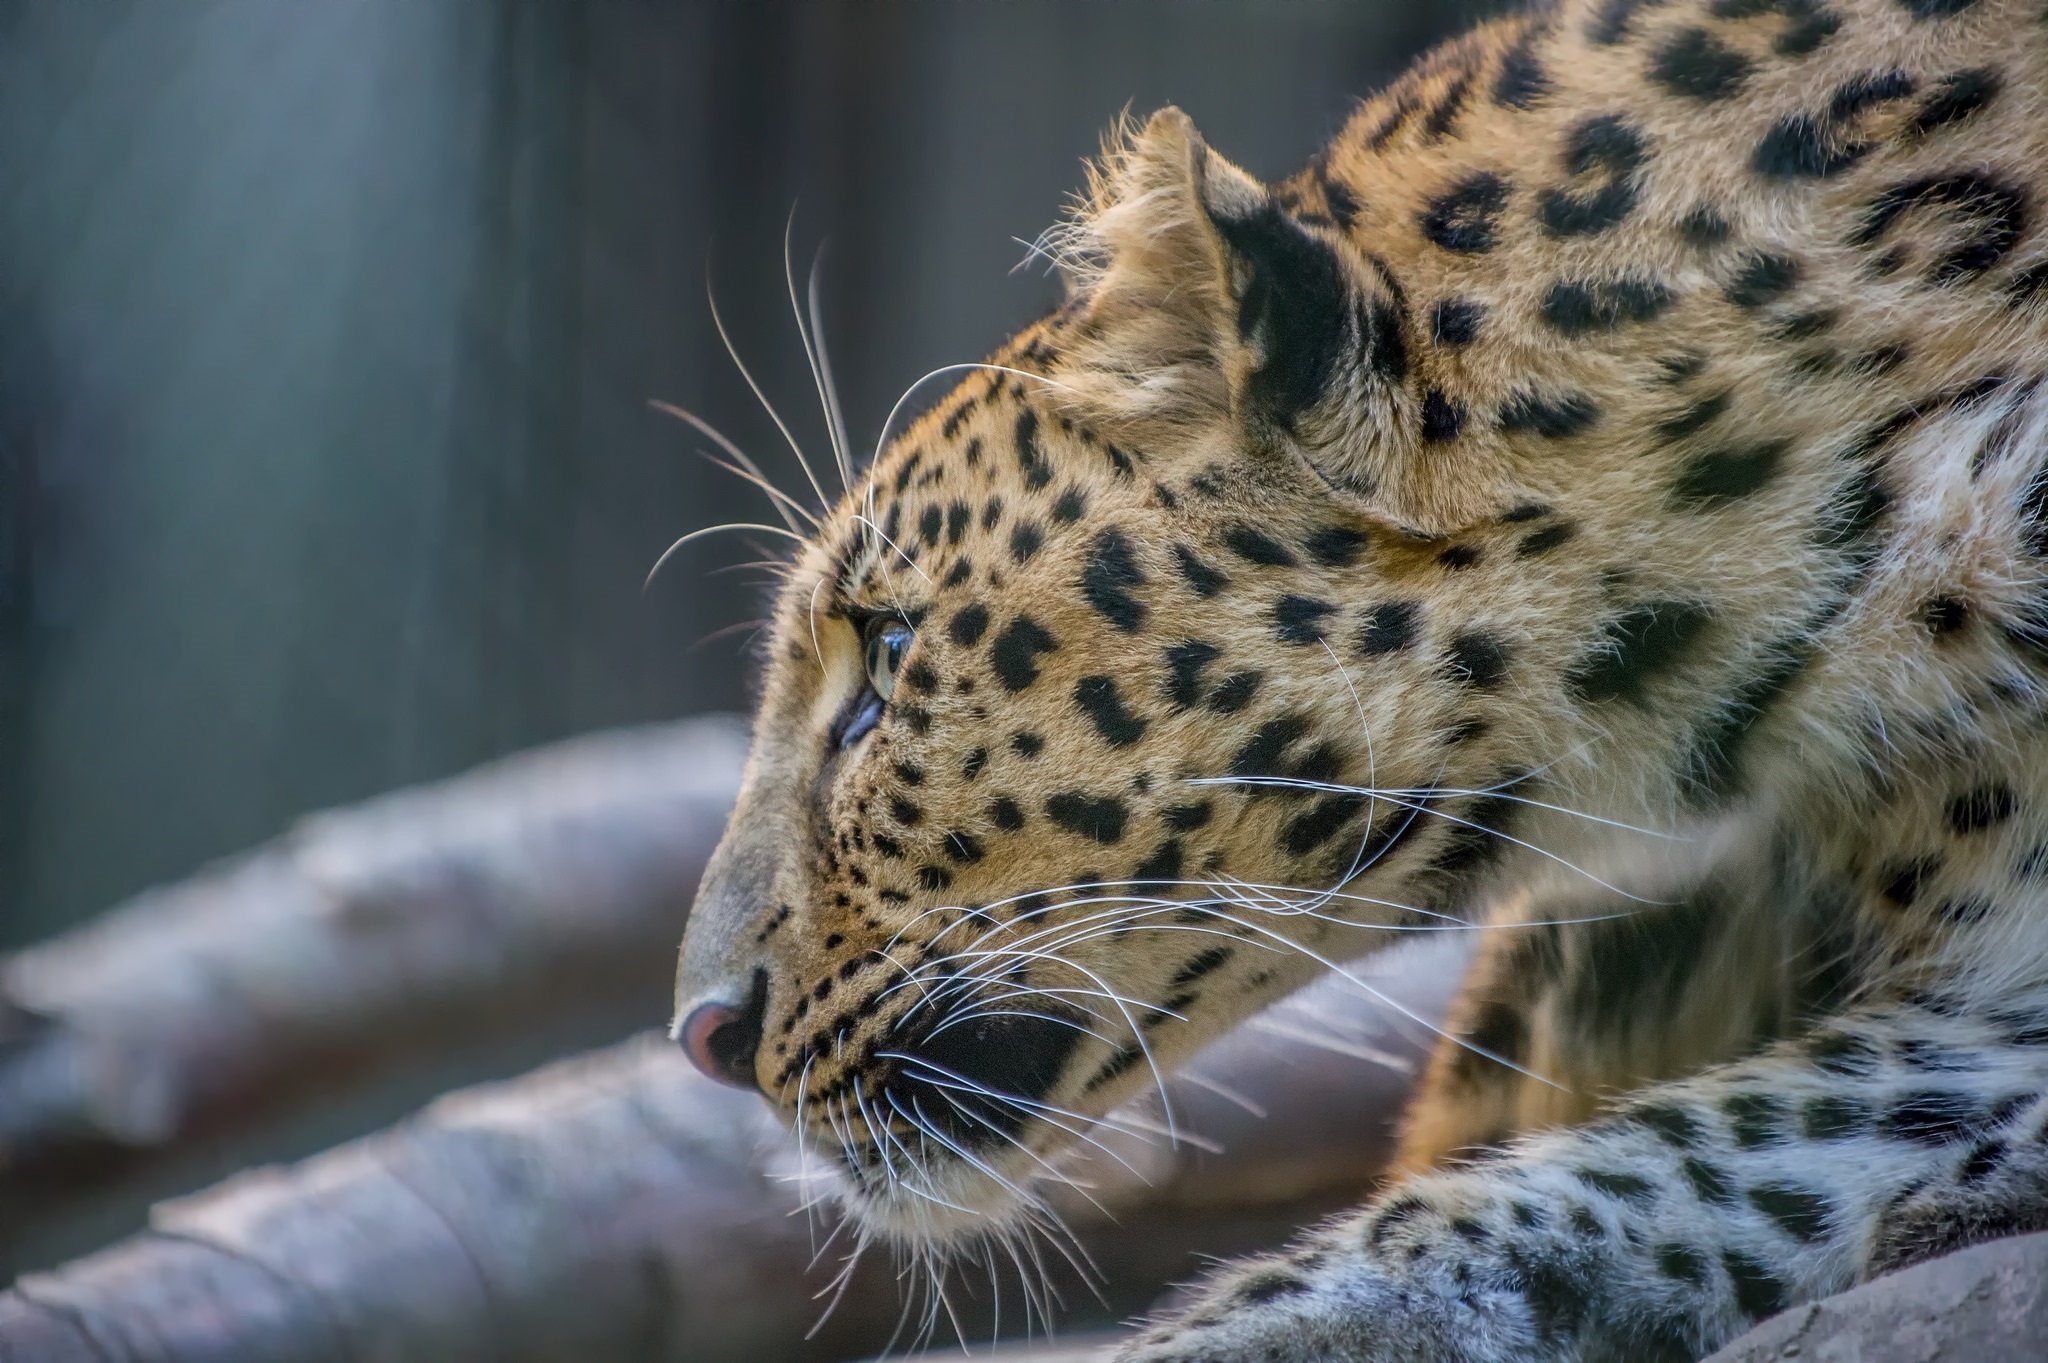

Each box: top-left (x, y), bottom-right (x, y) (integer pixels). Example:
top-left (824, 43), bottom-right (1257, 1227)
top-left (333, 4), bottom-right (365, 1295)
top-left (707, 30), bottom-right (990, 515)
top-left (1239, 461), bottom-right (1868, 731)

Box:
top-left (671, 0), bottom-right (2048, 1357)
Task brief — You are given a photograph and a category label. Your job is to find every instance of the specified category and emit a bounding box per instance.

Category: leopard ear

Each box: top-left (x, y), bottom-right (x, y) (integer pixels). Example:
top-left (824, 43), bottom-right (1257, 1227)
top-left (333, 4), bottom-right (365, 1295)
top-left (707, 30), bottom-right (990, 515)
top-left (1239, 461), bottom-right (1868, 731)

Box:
top-left (1053, 108), bottom-right (1423, 507)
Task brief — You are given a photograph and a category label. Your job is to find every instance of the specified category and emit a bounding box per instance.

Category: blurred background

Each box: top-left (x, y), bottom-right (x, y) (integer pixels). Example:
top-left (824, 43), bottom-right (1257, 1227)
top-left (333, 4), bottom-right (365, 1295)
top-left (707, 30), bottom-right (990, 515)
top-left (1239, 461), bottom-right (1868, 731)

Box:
top-left (0, 2), bottom-right (1499, 1354)
top-left (0, 0), bottom-right (1496, 950)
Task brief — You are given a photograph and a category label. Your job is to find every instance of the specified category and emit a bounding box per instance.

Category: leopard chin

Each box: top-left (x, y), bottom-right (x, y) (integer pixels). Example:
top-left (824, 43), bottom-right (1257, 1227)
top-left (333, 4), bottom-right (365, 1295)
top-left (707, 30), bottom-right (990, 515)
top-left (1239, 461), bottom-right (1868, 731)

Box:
top-left (816, 1007), bottom-right (1093, 1243)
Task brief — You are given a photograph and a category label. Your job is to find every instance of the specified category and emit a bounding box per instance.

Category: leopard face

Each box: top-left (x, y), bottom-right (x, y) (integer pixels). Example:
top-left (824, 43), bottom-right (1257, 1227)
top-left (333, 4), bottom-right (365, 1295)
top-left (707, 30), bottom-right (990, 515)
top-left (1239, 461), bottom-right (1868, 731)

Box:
top-left (672, 377), bottom-right (1606, 1245)
top-left (672, 108), bottom-right (1767, 1244)
top-left (676, 0), bottom-right (2048, 1249)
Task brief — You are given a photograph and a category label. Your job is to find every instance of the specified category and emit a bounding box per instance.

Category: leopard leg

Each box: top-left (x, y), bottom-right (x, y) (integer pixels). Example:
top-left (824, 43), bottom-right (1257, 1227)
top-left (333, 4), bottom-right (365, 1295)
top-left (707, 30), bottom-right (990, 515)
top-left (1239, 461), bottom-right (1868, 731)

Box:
top-left (1393, 892), bottom-right (1585, 1177)
top-left (1395, 838), bottom-right (1862, 1177)
top-left (1118, 991), bottom-right (2048, 1363)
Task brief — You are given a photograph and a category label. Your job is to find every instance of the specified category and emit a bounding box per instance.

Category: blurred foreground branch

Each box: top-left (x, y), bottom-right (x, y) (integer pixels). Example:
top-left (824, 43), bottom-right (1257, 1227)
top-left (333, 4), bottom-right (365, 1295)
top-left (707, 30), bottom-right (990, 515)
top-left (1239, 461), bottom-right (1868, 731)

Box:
top-left (0, 716), bottom-right (748, 1205)
top-left (0, 965), bottom-right (1453, 1362)
top-left (5, 703), bottom-right (2017, 1361)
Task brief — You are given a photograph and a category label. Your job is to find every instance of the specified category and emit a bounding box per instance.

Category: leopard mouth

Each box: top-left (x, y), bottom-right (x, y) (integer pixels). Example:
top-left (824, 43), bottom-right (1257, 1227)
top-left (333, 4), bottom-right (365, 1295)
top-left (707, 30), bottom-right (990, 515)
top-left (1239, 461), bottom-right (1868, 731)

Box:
top-left (803, 1005), bottom-right (1096, 1243)
top-left (882, 1006), bottom-right (1090, 1149)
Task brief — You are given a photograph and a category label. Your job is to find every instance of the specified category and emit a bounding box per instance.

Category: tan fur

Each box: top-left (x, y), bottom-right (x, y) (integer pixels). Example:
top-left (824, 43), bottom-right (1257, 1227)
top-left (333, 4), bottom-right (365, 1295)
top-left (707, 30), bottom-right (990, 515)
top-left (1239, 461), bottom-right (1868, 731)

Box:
top-left (675, 6), bottom-right (2048, 1329)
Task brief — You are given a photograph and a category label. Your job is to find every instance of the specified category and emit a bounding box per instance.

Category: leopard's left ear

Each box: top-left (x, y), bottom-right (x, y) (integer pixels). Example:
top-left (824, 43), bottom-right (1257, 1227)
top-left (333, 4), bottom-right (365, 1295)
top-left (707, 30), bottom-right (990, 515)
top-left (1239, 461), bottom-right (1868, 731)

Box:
top-left (1056, 107), bottom-right (1507, 532)
top-left (1053, 108), bottom-right (1438, 514)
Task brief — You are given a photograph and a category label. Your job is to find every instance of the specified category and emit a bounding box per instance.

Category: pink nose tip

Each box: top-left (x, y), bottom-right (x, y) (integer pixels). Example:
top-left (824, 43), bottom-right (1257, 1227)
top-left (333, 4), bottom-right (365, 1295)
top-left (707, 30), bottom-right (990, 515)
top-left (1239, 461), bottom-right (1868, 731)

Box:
top-left (677, 998), bottom-right (764, 1090)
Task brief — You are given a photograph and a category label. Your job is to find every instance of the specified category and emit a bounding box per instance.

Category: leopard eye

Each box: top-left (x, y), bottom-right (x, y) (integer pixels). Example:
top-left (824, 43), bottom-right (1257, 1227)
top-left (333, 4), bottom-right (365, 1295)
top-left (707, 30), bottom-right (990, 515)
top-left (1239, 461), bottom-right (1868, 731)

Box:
top-left (863, 618), bottom-right (914, 703)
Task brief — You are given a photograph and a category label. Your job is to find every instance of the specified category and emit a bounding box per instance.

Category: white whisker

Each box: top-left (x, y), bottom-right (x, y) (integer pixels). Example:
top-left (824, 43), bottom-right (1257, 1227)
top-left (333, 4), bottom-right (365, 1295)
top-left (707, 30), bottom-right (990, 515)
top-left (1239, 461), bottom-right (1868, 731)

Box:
top-left (698, 450), bottom-right (821, 532)
top-left (781, 214), bottom-right (854, 496)
top-left (878, 1051), bottom-right (1156, 1178)
top-left (647, 398), bottom-right (817, 530)
top-left (1185, 774), bottom-right (1683, 842)
top-left (643, 521), bottom-right (806, 592)
top-left (805, 575), bottom-right (830, 675)
top-left (806, 242), bottom-right (856, 492)
top-left (1246, 1014), bottom-right (1416, 1072)
top-left (849, 513), bottom-right (935, 586)
top-left (705, 273), bottom-right (834, 514)
top-left (1171, 1069), bottom-right (1269, 1118)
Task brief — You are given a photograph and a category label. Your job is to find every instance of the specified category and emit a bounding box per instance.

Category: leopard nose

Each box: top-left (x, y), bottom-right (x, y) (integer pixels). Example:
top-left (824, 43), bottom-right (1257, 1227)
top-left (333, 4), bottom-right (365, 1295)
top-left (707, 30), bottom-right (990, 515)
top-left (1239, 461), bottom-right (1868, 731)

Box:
top-left (675, 969), bottom-right (768, 1091)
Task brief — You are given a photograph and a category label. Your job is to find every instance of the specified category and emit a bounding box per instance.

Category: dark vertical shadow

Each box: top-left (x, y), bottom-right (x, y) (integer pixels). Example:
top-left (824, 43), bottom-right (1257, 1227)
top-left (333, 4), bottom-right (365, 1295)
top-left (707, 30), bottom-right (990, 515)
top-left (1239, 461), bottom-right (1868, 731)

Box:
top-left (0, 308), bottom-right (45, 933)
top-left (433, 0), bottom-right (592, 766)
top-left (0, 0), bottom-right (1500, 937)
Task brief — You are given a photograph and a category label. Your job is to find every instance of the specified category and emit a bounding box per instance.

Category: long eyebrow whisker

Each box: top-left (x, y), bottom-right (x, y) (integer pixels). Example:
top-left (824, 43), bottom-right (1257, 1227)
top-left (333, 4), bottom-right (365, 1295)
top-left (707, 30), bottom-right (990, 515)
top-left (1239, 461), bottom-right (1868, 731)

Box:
top-left (705, 271), bottom-right (834, 515)
top-left (781, 212), bottom-right (853, 496)
top-left (804, 238), bottom-right (857, 493)
top-left (648, 398), bottom-right (819, 531)
top-left (805, 575), bottom-right (830, 676)
top-left (696, 450), bottom-right (822, 532)
top-left (643, 521), bottom-right (807, 592)
top-left (849, 513), bottom-right (935, 586)
top-left (866, 363), bottom-right (1080, 477)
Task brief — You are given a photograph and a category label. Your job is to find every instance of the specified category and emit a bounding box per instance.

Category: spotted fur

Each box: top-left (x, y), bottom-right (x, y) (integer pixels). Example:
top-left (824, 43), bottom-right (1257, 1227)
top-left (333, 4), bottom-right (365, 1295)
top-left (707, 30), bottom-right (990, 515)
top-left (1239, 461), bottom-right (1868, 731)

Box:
top-left (675, 0), bottom-right (2048, 1356)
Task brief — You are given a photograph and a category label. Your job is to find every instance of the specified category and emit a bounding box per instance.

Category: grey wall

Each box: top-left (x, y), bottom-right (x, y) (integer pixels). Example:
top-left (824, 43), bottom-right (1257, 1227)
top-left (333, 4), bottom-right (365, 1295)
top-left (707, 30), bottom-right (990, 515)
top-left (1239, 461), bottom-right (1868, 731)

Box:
top-left (0, 0), bottom-right (1497, 945)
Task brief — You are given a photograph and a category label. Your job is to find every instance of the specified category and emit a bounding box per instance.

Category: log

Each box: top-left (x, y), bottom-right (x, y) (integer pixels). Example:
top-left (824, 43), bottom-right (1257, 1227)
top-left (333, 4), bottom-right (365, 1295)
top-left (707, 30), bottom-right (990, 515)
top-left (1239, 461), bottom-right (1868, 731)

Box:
top-left (1703, 1231), bottom-right (2048, 1363)
top-left (0, 945), bottom-right (1463, 1362)
top-left (0, 716), bottom-right (748, 1217)
top-left (937, 1231), bottom-right (2048, 1363)
top-left (19, 702), bottom-right (2033, 1361)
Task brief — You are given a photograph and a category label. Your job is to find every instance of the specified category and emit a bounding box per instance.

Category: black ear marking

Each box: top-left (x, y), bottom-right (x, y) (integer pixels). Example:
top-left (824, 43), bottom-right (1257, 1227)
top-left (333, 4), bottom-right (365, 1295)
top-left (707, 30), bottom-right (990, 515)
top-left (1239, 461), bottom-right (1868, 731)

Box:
top-left (1203, 194), bottom-right (1402, 431)
top-left (1208, 201), bottom-right (1355, 423)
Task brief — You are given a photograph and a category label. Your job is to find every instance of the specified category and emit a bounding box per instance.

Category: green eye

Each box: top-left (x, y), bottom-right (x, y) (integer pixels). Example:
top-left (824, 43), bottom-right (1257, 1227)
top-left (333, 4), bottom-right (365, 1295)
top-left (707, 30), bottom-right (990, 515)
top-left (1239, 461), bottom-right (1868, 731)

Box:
top-left (864, 619), bottom-right (915, 702)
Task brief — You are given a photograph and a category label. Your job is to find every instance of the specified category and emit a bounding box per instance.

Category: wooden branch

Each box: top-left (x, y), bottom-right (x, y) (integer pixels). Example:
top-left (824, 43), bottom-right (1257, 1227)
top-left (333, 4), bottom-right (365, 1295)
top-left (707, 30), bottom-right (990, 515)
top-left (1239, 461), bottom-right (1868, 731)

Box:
top-left (0, 716), bottom-right (748, 1206)
top-left (0, 955), bottom-right (1461, 1362)
top-left (5, 699), bottom-right (2030, 1361)
top-left (0, 1039), bottom-right (883, 1363)
top-left (1703, 1231), bottom-right (2048, 1362)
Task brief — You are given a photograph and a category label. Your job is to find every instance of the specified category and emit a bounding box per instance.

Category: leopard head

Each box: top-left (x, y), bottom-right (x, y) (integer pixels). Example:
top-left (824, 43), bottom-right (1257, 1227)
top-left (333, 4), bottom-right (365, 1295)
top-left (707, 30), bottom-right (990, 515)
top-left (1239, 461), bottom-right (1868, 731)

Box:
top-left (673, 104), bottom-right (1829, 1246)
